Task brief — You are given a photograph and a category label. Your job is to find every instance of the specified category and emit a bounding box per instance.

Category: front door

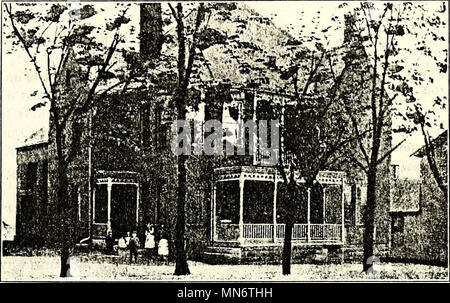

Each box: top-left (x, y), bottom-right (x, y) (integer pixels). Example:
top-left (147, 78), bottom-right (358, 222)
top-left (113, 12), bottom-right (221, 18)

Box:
top-left (111, 184), bottom-right (137, 239)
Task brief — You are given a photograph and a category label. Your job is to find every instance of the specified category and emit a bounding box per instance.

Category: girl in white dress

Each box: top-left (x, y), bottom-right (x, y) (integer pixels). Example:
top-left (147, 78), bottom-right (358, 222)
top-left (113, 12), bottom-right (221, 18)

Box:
top-left (158, 238), bottom-right (169, 264)
top-left (144, 224), bottom-right (156, 251)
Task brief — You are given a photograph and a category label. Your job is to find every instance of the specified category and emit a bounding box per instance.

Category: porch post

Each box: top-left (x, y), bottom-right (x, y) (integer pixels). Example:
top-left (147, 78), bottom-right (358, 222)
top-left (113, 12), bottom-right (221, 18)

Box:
top-left (212, 182), bottom-right (217, 242)
top-left (273, 175), bottom-right (277, 243)
top-left (307, 187), bottom-right (311, 243)
top-left (92, 187), bottom-right (96, 223)
top-left (107, 177), bottom-right (112, 232)
top-left (323, 186), bottom-right (326, 224)
top-left (341, 178), bottom-right (345, 243)
top-left (239, 173), bottom-right (245, 243)
top-left (136, 184), bottom-right (140, 225)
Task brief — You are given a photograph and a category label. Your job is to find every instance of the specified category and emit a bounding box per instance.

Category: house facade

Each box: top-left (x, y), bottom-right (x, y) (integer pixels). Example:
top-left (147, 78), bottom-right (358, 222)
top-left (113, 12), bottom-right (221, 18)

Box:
top-left (15, 3), bottom-right (394, 262)
top-left (389, 130), bottom-right (448, 265)
top-left (15, 129), bottom-right (49, 247)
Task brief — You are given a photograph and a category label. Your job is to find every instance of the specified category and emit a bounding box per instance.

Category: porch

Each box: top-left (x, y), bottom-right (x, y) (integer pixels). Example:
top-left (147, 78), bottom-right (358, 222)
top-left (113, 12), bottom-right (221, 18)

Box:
top-left (212, 166), bottom-right (346, 246)
top-left (92, 171), bottom-right (139, 239)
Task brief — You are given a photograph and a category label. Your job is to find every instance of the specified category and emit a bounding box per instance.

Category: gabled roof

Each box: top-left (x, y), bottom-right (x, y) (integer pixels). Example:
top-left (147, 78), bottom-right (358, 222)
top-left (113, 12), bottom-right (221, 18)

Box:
top-left (157, 3), bottom-right (301, 95)
top-left (17, 127), bottom-right (49, 149)
top-left (411, 130), bottom-right (448, 158)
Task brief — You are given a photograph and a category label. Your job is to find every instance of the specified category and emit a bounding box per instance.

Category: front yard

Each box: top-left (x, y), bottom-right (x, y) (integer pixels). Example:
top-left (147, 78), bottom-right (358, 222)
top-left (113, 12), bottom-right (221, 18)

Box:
top-left (1, 255), bottom-right (447, 281)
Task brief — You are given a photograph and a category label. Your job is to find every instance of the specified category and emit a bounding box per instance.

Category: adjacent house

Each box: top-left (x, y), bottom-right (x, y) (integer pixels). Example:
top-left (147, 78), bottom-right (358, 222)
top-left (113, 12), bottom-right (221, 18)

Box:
top-left (389, 130), bottom-right (448, 265)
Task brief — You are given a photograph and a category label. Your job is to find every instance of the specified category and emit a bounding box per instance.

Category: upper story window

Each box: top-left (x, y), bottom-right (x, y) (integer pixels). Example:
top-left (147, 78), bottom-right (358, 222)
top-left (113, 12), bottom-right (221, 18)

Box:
top-left (25, 162), bottom-right (38, 191)
top-left (141, 103), bottom-right (152, 149)
top-left (266, 56), bottom-right (277, 69)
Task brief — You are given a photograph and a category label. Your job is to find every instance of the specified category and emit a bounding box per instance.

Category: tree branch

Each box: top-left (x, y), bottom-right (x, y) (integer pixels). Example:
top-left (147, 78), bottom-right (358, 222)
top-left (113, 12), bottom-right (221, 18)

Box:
top-left (168, 3), bottom-right (179, 23)
top-left (342, 100), bottom-right (370, 166)
top-left (5, 3), bottom-right (52, 101)
top-left (376, 138), bottom-right (406, 166)
top-left (419, 121), bottom-right (447, 197)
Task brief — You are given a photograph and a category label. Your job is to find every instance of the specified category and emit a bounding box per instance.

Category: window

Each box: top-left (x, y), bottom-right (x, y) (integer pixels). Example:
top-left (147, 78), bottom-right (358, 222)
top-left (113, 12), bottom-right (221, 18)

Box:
top-left (353, 184), bottom-right (367, 226)
top-left (94, 184), bottom-right (108, 224)
top-left (154, 101), bottom-right (173, 151)
top-left (25, 162), bottom-right (38, 190)
top-left (392, 215), bottom-right (404, 233)
top-left (267, 56), bottom-right (277, 69)
top-left (141, 104), bottom-right (152, 148)
top-left (41, 160), bottom-right (48, 204)
top-left (345, 185), bottom-right (356, 226)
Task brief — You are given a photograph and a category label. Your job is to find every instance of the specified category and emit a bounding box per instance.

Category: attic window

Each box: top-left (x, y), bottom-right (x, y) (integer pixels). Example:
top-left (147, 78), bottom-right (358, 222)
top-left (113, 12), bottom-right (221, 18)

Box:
top-left (392, 215), bottom-right (404, 233)
top-left (267, 56), bottom-right (277, 69)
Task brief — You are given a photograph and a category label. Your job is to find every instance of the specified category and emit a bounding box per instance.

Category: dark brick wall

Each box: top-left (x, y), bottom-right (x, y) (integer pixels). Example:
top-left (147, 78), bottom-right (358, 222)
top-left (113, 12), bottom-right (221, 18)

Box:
top-left (16, 143), bottom-right (49, 246)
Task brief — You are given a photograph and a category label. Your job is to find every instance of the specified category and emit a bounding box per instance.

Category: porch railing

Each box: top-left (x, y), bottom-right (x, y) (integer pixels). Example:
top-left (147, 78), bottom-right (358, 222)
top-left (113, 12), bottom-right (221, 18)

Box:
top-left (216, 223), bottom-right (343, 243)
top-left (310, 224), bottom-right (342, 242)
top-left (275, 224), bottom-right (307, 240)
top-left (243, 223), bottom-right (274, 239)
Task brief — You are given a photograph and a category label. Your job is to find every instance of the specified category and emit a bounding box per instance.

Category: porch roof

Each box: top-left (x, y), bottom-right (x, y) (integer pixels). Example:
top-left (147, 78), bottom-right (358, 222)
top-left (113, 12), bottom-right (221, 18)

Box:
top-left (214, 166), bottom-right (346, 185)
top-left (96, 170), bottom-right (138, 185)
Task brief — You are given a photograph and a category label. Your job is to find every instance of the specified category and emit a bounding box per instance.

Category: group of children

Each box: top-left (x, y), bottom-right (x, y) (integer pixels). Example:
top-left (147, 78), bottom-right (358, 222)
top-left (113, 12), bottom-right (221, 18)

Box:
top-left (105, 223), bottom-right (169, 264)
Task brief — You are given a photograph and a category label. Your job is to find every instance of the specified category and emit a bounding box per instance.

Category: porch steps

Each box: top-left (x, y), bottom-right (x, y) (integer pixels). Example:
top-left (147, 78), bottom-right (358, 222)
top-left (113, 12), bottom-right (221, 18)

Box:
top-left (202, 246), bottom-right (242, 264)
top-left (204, 245), bottom-right (343, 264)
top-left (341, 246), bottom-right (390, 263)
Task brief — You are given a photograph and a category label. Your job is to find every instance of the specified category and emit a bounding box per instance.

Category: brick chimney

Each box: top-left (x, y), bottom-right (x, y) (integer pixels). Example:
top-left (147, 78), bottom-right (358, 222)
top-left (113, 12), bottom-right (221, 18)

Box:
top-left (140, 3), bottom-right (163, 61)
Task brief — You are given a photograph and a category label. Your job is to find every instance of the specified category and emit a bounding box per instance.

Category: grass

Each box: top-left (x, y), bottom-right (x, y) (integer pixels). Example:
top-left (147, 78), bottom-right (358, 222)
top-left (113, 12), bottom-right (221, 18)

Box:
top-left (1, 255), bottom-right (448, 281)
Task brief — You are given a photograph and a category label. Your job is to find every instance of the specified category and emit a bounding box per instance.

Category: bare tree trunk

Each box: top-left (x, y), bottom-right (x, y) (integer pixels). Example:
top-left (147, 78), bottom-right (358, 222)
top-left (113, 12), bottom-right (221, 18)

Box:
top-left (56, 158), bottom-right (71, 277)
top-left (174, 153), bottom-right (190, 275)
top-left (60, 243), bottom-right (70, 277)
top-left (52, 121), bottom-right (73, 278)
top-left (362, 167), bottom-right (377, 272)
top-left (282, 219), bottom-right (293, 275)
top-left (171, 2), bottom-right (192, 276)
top-left (281, 181), bottom-right (297, 275)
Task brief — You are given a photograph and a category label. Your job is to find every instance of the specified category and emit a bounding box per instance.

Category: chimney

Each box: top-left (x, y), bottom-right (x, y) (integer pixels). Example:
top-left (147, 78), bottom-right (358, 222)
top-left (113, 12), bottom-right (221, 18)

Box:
top-left (140, 3), bottom-right (163, 61)
top-left (343, 14), bottom-right (358, 44)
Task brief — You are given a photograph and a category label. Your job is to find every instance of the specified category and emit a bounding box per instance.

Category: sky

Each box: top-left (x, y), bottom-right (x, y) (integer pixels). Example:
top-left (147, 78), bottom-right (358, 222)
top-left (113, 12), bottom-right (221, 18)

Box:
top-left (1, 1), bottom-right (448, 234)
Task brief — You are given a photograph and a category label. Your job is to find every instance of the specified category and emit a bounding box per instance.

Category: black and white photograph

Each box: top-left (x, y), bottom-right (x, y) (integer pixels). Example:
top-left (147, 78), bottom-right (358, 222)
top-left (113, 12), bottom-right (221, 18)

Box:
top-left (0, 0), bottom-right (448, 283)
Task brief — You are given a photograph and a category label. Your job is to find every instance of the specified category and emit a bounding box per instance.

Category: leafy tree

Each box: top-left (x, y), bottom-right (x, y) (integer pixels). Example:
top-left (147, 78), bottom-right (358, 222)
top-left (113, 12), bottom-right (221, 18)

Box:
top-left (336, 2), bottom-right (447, 271)
top-left (166, 2), bottom-right (217, 276)
top-left (276, 26), bottom-right (363, 274)
top-left (393, 2), bottom-right (447, 200)
top-left (3, 2), bottom-right (136, 277)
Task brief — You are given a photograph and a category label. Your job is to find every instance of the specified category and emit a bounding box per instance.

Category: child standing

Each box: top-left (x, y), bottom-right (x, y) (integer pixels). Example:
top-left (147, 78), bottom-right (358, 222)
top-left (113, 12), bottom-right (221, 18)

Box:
top-left (129, 230), bottom-right (140, 264)
top-left (144, 224), bottom-right (156, 255)
top-left (158, 237), bottom-right (169, 265)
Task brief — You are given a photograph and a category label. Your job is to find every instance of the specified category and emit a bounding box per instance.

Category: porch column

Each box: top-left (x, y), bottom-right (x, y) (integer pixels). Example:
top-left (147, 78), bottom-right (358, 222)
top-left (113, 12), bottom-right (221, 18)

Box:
top-left (212, 182), bottom-right (217, 242)
top-left (307, 187), bottom-right (311, 243)
top-left (92, 187), bottom-right (96, 223)
top-left (341, 178), bottom-right (346, 243)
top-left (239, 173), bottom-right (245, 243)
top-left (273, 175), bottom-right (277, 243)
top-left (136, 184), bottom-right (140, 225)
top-left (323, 186), bottom-right (326, 224)
top-left (107, 177), bottom-right (112, 231)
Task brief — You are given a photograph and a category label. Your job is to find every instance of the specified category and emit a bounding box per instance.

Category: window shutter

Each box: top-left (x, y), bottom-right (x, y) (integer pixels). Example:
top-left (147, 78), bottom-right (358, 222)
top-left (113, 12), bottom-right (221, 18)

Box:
top-left (356, 185), bottom-right (367, 225)
top-left (344, 184), bottom-right (355, 226)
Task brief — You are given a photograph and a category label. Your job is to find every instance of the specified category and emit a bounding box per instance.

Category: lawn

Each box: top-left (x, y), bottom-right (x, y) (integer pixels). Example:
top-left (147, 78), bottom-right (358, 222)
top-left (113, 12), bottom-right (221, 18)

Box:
top-left (1, 255), bottom-right (447, 281)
